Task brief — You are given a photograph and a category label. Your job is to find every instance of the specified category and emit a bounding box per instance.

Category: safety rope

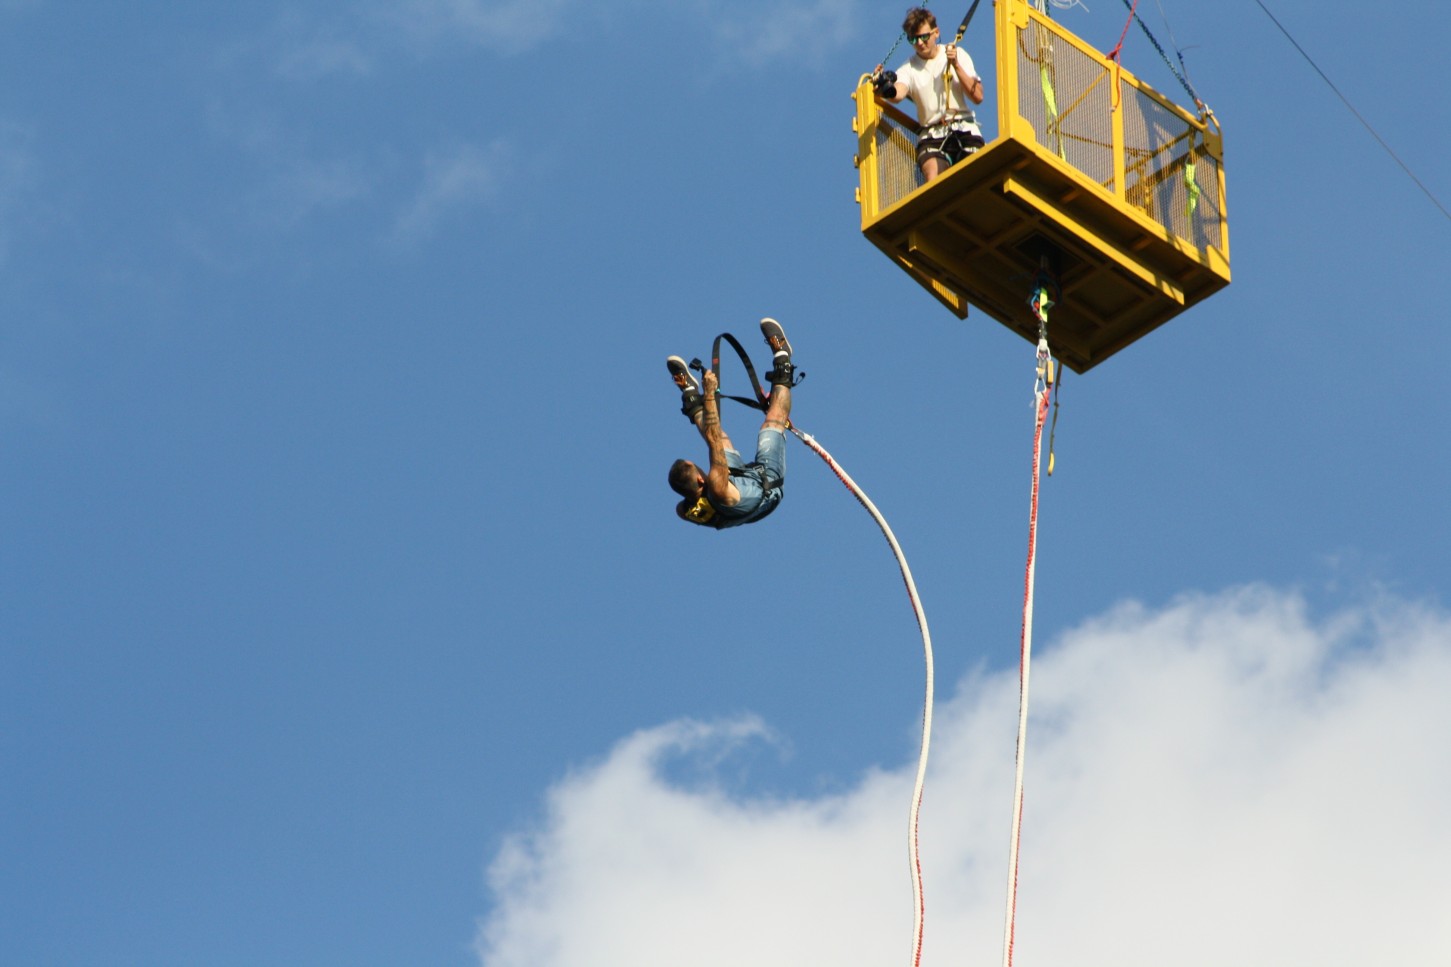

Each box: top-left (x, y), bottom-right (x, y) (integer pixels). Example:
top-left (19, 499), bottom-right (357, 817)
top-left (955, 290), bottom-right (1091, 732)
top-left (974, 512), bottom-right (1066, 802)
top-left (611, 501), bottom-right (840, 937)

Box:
top-left (1002, 289), bottom-right (1055, 967)
top-left (1046, 364), bottom-right (1061, 477)
top-left (791, 425), bottom-right (935, 967)
top-left (1107, 0), bottom-right (1140, 64)
top-left (953, 0), bottom-right (985, 45)
top-left (696, 333), bottom-right (934, 967)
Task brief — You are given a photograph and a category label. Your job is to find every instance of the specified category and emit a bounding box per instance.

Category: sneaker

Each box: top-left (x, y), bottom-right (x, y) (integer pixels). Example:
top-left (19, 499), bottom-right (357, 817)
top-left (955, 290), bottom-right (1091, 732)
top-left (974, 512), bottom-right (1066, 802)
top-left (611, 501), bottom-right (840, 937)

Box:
top-left (759, 318), bottom-right (792, 361)
top-left (666, 355), bottom-right (704, 422)
top-left (759, 318), bottom-right (795, 387)
top-left (667, 355), bottom-right (700, 395)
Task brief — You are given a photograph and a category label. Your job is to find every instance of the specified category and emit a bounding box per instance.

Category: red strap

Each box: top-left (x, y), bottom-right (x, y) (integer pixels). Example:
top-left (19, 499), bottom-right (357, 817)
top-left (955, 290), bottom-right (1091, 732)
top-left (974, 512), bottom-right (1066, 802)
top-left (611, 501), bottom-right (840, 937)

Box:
top-left (1108, 0), bottom-right (1140, 63)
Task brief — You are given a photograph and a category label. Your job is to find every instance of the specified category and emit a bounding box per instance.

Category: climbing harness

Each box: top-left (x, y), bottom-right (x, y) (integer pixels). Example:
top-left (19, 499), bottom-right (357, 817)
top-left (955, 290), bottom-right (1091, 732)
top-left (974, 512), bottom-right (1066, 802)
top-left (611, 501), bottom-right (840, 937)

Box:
top-left (933, 0), bottom-right (988, 165)
top-left (676, 461), bottom-right (785, 530)
top-left (694, 332), bottom-right (935, 967)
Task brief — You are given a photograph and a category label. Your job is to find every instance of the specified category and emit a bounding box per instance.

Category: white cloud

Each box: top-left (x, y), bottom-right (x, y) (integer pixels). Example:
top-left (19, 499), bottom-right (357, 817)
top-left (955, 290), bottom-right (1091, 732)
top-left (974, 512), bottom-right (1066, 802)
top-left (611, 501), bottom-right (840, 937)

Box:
top-left (476, 585), bottom-right (1451, 966)
top-left (391, 140), bottom-right (506, 243)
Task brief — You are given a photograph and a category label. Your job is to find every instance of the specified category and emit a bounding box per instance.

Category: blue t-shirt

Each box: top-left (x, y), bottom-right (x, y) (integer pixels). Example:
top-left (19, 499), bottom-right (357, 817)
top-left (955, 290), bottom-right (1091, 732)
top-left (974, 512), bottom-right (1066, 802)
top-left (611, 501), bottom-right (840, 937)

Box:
top-left (707, 461), bottom-right (781, 527)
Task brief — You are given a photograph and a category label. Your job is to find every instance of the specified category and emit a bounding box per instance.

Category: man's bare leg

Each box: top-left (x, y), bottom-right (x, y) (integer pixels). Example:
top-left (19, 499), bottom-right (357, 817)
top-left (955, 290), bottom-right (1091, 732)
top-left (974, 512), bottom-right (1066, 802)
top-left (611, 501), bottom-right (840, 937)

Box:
top-left (762, 383), bottom-right (791, 431)
top-left (758, 317), bottom-right (795, 432)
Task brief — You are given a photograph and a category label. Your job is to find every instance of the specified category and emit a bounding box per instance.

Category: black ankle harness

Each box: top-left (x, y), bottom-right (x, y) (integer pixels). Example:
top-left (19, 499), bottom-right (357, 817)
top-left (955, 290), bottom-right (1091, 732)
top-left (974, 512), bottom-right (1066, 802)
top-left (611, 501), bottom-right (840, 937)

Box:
top-left (689, 331), bottom-right (803, 412)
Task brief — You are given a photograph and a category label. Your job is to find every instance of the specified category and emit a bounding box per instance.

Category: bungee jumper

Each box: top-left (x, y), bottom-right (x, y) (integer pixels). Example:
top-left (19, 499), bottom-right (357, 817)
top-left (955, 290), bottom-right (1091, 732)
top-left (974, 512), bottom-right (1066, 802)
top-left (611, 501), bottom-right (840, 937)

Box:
top-left (665, 317), bottom-right (940, 964)
top-left (872, 5), bottom-right (987, 181)
top-left (666, 318), bottom-right (798, 529)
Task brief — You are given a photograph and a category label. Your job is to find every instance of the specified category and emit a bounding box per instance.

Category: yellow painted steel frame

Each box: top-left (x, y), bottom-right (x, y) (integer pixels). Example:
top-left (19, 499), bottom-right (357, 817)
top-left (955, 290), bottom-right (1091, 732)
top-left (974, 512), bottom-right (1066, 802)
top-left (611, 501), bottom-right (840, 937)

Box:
top-left (853, 0), bottom-right (1230, 373)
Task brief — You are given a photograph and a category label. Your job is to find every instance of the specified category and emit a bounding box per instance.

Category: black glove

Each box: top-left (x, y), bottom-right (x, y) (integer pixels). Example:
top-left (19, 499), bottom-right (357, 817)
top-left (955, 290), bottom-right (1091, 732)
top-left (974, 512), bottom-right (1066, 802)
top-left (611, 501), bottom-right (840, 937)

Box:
top-left (872, 70), bottom-right (897, 98)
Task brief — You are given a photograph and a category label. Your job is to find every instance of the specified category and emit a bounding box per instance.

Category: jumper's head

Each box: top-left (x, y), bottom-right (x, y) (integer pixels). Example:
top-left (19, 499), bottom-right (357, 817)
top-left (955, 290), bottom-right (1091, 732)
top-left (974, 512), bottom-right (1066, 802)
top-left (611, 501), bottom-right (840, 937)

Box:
top-left (668, 459), bottom-right (703, 500)
top-left (669, 459), bottom-right (713, 525)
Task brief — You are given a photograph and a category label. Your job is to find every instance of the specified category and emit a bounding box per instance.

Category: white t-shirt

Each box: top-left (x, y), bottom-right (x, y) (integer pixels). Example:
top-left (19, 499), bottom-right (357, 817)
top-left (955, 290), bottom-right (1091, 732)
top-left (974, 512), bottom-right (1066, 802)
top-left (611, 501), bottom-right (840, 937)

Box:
top-left (896, 46), bottom-right (980, 128)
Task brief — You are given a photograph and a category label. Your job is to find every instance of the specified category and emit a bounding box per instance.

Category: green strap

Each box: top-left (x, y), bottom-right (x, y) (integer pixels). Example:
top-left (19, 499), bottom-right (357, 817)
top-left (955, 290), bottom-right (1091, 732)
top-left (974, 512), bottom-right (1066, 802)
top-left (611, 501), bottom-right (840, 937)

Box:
top-left (1039, 65), bottom-right (1057, 116)
top-left (1040, 64), bottom-right (1067, 160)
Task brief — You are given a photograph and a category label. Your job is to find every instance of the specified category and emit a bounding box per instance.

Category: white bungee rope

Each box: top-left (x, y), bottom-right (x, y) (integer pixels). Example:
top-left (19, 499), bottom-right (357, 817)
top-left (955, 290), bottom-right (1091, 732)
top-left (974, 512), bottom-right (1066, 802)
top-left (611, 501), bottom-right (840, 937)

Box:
top-left (791, 426), bottom-right (935, 967)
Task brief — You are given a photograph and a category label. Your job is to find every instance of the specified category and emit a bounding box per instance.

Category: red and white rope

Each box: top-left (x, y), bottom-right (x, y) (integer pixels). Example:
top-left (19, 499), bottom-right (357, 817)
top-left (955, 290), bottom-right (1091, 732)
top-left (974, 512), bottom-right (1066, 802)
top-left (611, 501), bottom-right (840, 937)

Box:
top-left (790, 426), bottom-right (935, 967)
top-left (1002, 350), bottom-right (1053, 967)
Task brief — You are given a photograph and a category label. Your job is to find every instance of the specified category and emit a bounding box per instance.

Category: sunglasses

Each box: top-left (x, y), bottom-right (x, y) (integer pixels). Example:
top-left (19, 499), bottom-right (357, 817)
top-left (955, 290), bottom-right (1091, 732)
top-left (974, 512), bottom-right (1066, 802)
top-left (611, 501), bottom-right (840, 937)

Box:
top-left (908, 31), bottom-right (935, 44)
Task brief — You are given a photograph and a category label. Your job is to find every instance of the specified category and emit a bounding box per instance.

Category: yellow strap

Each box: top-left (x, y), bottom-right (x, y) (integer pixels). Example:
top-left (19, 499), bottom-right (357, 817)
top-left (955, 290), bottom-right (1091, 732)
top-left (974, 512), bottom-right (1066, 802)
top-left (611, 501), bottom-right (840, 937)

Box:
top-left (683, 495), bottom-right (716, 525)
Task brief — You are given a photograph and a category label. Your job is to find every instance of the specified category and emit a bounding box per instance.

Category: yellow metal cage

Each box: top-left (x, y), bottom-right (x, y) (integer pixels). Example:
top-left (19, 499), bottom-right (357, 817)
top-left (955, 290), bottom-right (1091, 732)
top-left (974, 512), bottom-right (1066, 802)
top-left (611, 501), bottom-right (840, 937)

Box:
top-left (854, 0), bottom-right (1230, 373)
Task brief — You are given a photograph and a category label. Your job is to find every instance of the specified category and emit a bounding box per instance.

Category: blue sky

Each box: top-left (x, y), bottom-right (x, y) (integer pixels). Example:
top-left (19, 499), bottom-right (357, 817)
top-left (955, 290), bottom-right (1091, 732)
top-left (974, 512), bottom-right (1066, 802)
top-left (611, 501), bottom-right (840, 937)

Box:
top-left (3, 2), bottom-right (1449, 965)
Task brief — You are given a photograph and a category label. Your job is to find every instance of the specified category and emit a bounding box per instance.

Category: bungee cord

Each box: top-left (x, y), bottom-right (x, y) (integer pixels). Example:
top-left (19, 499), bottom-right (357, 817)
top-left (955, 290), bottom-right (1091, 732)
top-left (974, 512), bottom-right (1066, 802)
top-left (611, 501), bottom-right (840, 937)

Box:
top-left (699, 318), bottom-right (1060, 967)
top-left (790, 426), bottom-right (936, 967)
top-left (1002, 292), bottom-right (1057, 967)
top-left (695, 332), bottom-right (937, 967)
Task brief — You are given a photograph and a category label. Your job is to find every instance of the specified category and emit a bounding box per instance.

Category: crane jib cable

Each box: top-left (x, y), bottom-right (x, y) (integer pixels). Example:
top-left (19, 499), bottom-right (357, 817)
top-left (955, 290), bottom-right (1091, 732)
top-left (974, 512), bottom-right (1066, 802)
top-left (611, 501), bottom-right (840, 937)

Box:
top-left (694, 333), bottom-right (935, 967)
top-left (1251, 0), bottom-right (1451, 223)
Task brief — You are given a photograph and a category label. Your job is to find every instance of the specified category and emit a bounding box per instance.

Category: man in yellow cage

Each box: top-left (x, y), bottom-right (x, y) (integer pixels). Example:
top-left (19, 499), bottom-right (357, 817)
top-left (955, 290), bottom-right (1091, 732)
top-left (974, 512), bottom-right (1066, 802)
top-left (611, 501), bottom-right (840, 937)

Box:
top-left (874, 6), bottom-right (986, 181)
